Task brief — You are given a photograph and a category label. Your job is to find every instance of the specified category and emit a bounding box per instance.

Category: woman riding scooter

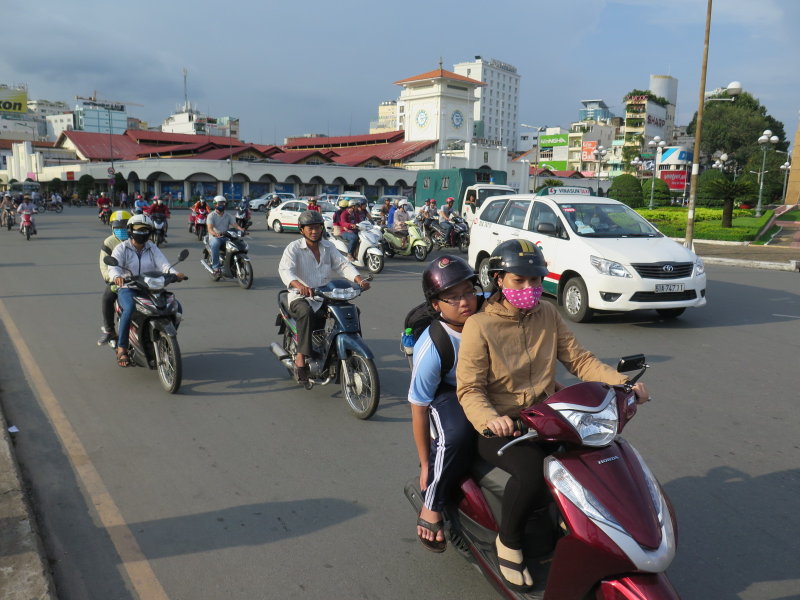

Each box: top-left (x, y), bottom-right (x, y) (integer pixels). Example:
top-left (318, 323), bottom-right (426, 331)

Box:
top-left (456, 239), bottom-right (650, 592)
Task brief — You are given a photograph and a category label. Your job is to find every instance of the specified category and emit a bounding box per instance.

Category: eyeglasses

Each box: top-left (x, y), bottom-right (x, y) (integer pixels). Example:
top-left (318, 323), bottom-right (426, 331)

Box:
top-left (437, 291), bottom-right (478, 306)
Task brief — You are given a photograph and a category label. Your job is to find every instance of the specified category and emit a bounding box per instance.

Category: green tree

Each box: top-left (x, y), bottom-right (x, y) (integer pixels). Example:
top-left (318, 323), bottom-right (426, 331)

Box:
top-left (48, 177), bottom-right (63, 193)
top-left (742, 150), bottom-right (787, 204)
top-left (77, 174), bottom-right (95, 200)
top-left (696, 169), bottom-right (726, 207)
top-left (706, 177), bottom-right (754, 228)
top-left (535, 178), bottom-right (563, 192)
top-left (641, 178), bottom-right (671, 206)
top-left (607, 174), bottom-right (643, 208)
top-left (113, 172), bottom-right (126, 195)
top-left (686, 91), bottom-right (787, 166)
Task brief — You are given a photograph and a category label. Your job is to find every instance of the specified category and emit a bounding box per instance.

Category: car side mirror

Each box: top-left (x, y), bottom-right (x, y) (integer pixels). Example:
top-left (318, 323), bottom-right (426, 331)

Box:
top-left (536, 222), bottom-right (556, 234)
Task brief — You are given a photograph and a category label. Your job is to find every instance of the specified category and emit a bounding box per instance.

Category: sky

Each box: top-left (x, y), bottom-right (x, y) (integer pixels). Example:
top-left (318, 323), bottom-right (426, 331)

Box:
top-left (3, 0), bottom-right (798, 147)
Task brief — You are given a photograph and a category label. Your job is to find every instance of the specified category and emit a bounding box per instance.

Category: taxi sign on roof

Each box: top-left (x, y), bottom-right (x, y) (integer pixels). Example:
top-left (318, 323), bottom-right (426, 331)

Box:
top-left (536, 186), bottom-right (595, 196)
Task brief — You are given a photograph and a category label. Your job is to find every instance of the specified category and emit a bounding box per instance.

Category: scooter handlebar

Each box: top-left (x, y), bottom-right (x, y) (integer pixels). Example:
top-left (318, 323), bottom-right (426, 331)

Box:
top-left (482, 418), bottom-right (525, 438)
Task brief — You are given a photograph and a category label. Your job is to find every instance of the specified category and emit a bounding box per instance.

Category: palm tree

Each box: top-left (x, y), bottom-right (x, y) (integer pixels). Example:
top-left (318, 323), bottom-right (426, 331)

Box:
top-left (706, 178), bottom-right (753, 228)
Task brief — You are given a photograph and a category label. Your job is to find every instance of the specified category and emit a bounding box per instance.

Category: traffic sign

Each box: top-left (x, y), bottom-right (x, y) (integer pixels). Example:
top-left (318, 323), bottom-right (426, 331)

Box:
top-left (107, 167), bottom-right (115, 175)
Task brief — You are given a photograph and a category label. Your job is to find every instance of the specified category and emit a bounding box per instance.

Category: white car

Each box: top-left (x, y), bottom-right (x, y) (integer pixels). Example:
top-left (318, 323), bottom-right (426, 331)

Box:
top-left (267, 199), bottom-right (336, 233)
top-left (250, 192), bottom-right (297, 211)
top-left (468, 187), bottom-right (707, 322)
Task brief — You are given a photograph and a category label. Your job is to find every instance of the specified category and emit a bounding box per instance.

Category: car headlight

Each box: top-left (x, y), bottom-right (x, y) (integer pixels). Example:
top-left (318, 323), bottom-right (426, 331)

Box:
top-left (694, 257), bottom-right (705, 276)
top-left (143, 275), bottom-right (165, 290)
top-left (546, 457), bottom-right (625, 533)
top-left (558, 400), bottom-right (619, 447)
top-left (590, 255), bottom-right (632, 278)
top-left (322, 287), bottom-right (359, 301)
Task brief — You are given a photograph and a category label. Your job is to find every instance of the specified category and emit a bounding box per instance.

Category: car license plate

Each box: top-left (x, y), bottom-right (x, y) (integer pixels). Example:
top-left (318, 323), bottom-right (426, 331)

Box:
top-left (655, 283), bottom-right (684, 293)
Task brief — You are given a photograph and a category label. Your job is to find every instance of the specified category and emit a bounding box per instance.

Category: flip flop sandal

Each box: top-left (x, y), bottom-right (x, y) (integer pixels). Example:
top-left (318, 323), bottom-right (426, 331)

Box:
top-left (116, 349), bottom-right (131, 368)
top-left (497, 556), bottom-right (534, 593)
top-left (416, 517), bottom-right (446, 553)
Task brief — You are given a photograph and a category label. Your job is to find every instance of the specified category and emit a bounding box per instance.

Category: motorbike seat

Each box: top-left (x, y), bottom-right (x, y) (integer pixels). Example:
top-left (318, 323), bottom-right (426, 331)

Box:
top-left (470, 457), bottom-right (510, 524)
top-left (391, 229), bottom-right (409, 237)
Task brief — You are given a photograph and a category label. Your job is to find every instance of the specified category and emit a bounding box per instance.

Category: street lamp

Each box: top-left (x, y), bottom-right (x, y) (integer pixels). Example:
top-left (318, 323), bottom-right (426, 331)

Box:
top-left (755, 129), bottom-right (779, 217)
top-left (780, 161), bottom-right (791, 205)
top-left (521, 124), bottom-right (546, 191)
top-left (647, 136), bottom-right (667, 209)
top-left (593, 145), bottom-right (607, 194)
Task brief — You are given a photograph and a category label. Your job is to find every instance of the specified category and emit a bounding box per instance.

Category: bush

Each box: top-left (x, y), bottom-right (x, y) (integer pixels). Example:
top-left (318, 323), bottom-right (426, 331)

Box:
top-left (638, 207), bottom-right (773, 240)
top-left (607, 174), bottom-right (643, 208)
top-left (641, 178), bottom-right (671, 207)
top-left (696, 169), bottom-right (726, 207)
top-left (77, 174), bottom-right (95, 200)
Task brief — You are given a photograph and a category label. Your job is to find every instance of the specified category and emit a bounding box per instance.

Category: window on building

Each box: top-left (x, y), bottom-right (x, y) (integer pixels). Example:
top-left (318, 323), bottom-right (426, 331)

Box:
top-left (442, 176), bottom-right (449, 189)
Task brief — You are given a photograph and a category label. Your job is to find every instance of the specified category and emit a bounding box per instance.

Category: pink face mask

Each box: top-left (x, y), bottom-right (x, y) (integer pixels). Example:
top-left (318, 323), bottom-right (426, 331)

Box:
top-left (503, 285), bottom-right (543, 310)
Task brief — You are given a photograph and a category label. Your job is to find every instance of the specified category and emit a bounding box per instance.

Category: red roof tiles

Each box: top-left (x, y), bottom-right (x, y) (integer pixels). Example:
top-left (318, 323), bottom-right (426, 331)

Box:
top-left (394, 68), bottom-right (485, 87)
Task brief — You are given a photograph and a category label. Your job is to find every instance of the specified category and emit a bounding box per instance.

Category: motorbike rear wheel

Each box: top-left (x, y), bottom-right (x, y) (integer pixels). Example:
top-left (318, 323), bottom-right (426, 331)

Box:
top-left (54, 204), bottom-right (63, 213)
top-left (156, 332), bottom-right (182, 393)
top-left (282, 328), bottom-right (297, 377)
top-left (340, 352), bottom-right (379, 419)
top-left (235, 256), bottom-right (254, 289)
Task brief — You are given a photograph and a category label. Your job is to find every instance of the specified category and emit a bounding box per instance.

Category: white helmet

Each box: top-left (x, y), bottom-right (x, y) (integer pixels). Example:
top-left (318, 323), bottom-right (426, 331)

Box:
top-left (127, 214), bottom-right (154, 230)
top-left (213, 195), bottom-right (227, 205)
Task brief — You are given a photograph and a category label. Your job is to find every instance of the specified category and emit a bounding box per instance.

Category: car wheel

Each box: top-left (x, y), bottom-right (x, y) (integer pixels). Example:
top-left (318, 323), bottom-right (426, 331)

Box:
top-left (272, 220), bottom-right (283, 233)
top-left (562, 276), bottom-right (593, 323)
top-left (478, 257), bottom-right (493, 290)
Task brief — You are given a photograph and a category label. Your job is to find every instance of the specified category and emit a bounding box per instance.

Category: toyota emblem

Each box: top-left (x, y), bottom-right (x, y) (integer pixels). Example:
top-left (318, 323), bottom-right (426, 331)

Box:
top-left (662, 264), bottom-right (674, 272)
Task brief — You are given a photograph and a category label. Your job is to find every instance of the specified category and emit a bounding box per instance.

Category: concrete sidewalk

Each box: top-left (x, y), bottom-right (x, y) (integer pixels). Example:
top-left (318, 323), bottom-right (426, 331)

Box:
top-left (0, 238), bottom-right (796, 600)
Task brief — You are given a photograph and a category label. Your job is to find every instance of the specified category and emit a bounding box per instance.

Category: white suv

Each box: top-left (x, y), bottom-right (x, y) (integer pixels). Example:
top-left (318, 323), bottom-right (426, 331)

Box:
top-left (468, 187), bottom-right (707, 322)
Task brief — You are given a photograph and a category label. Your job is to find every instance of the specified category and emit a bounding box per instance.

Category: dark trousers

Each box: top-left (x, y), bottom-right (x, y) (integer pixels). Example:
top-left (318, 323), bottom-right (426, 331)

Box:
top-left (424, 387), bottom-right (476, 512)
top-left (287, 298), bottom-right (322, 356)
top-left (101, 285), bottom-right (117, 332)
top-left (477, 436), bottom-right (550, 549)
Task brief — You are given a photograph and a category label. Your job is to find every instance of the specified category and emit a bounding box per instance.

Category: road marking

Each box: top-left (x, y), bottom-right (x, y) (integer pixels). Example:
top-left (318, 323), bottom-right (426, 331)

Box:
top-left (0, 300), bottom-right (169, 600)
top-left (773, 314), bottom-right (800, 319)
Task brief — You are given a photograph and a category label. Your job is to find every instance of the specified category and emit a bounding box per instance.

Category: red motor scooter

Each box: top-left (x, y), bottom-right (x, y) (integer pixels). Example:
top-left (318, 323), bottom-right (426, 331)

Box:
top-left (405, 355), bottom-right (680, 599)
top-left (19, 208), bottom-right (36, 240)
top-left (194, 207), bottom-right (209, 241)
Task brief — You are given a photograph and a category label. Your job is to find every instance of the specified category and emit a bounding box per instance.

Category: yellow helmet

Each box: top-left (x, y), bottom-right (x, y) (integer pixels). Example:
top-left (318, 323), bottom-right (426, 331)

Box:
top-left (109, 210), bottom-right (132, 228)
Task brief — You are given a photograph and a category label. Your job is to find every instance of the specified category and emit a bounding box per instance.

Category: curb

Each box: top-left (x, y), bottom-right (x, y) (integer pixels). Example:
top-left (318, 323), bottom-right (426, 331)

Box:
top-left (699, 256), bottom-right (800, 272)
top-left (0, 411), bottom-right (56, 600)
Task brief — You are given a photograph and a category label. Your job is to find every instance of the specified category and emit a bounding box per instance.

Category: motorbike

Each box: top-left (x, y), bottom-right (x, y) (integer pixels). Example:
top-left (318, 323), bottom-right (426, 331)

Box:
top-left (405, 355), bottom-right (680, 600)
top-left (330, 220), bottom-right (385, 274)
top-left (42, 201), bottom-right (64, 213)
top-left (200, 229), bottom-right (254, 289)
top-left (270, 279), bottom-right (379, 419)
top-left (235, 205), bottom-right (252, 230)
top-left (382, 220), bottom-right (430, 262)
top-left (19, 209), bottom-right (35, 240)
top-left (99, 205), bottom-right (112, 225)
top-left (102, 249), bottom-right (189, 393)
top-left (2, 208), bottom-right (14, 231)
top-left (194, 208), bottom-right (209, 241)
top-left (150, 213), bottom-right (168, 247)
top-left (429, 216), bottom-right (470, 253)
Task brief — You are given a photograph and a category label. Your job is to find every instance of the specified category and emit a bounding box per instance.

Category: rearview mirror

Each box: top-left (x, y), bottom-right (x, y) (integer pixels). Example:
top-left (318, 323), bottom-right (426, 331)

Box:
top-left (103, 255), bottom-right (118, 267)
top-left (617, 354), bottom-right (646, 372)
top-left (178, 249), bottom-right (190, 261)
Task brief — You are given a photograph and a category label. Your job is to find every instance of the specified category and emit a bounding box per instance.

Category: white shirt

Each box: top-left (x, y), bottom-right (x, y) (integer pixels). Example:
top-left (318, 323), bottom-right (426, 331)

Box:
top-left (278, 237), bottom-right (360, 310)
top-left (108, 240), bottom-right (176, 284)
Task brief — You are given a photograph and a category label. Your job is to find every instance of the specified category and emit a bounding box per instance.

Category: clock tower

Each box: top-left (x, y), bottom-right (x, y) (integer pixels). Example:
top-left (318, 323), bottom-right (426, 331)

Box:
top-left (394, 65), bottom-right (483, 150)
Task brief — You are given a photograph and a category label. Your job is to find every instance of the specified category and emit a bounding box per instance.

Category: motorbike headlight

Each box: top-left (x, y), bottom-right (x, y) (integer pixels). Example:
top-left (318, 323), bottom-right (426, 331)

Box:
top-left (557, 400), bottom-right (618, 447)
top-left (322, 287), bottom-right (359, 301)
top-left (143, 275), bottom-right (165, 291)
top-left (546, 457), bottom-right (625, 533)
top-left (590, 255), bottom-right (632, 278)
top-left (226, 241), bottom-right (237, 251)
top-left (694, 257), bottom-right (705, 276)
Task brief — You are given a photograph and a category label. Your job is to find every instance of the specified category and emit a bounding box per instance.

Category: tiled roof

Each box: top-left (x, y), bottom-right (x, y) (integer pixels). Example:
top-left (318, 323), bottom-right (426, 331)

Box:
top-left (394, 68), bottom-right (485, 87)
top-left (283, 131), bottom-right (405, 149)
top-left (124, 130), bottom-right (244, 146)
top-left (551, 170), bottom-right (585, 178)
top-left (192, 145), bottom-right (271, 161)
top-left (270, 149), bottom-right (337, 164)
top-left (530, 167), bottom-right (555, 176)
top-left (60, 130), bottom-right (144, 161)
top-left (328, 140), bottom-right (437, 166)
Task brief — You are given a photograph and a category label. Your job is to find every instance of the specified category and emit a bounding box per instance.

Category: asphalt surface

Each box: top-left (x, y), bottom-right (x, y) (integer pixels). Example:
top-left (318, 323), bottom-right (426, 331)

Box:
top-left (0, 209), bottom-right (800, 600)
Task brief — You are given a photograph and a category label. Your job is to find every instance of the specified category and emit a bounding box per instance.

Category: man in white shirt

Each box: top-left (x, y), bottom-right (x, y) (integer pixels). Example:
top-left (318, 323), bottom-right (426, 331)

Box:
top-left (278, 210), bottom-right (370, 382)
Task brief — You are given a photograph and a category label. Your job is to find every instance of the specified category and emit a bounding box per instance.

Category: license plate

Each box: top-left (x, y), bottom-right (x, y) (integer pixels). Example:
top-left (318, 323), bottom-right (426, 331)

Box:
top-left (655, 283), bottom-right (684, 293)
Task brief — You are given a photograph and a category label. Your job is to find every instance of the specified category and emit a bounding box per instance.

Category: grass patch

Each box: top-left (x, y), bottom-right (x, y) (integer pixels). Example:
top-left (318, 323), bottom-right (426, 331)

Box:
top-left (752, 225), bottom-right (781, 245)
top-left (777, 208), bottom-right (800, 222)
top-left (637, 207), bottom-right (774, 241)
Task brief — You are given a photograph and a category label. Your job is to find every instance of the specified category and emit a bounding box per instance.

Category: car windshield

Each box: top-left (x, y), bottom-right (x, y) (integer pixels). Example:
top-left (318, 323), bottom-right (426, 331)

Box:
top-left (478, 189), bottom-right (514, 205)
top-left (558, 202), bottom-right (661, 238)
top-left (319, 201), bottom-right (336, 212)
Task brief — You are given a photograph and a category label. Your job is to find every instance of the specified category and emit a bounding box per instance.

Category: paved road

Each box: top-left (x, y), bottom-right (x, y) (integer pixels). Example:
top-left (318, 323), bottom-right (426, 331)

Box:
top-left (1, 207), bottom-right (798, 599)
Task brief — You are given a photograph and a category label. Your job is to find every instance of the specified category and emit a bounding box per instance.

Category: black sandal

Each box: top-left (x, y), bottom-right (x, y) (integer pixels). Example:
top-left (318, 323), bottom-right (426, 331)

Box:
top-left (116, 349), bottom-right (131, 367)
top-left (497, 556), bottom-right (534, 593)
top-left (416, 517), bottom-right (446, 553)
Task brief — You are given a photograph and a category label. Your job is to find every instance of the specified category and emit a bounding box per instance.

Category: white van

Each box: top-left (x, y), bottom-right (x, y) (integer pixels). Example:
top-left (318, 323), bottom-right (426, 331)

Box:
top-left (467, 187), bottom-right (707, 322)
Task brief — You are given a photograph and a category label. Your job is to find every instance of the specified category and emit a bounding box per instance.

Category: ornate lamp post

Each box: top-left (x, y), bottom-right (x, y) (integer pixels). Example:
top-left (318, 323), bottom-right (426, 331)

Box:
top-left (593, 145), bottom-right (607, 194)
top-left (755, 129), bottom-right (779, 217)
top-left (647, 136), bottom-right (667, 209)
top-left (780, 161), bottom-right (791, 204)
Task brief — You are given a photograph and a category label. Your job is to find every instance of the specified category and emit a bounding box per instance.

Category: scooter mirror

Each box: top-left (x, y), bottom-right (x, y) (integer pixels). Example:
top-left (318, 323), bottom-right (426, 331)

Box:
top-left (103, 255), bottom-right (119, 267)
top-left (178, 249), bottom-right (190, 262)
top-left (617, 354), bottom-right (646, 372)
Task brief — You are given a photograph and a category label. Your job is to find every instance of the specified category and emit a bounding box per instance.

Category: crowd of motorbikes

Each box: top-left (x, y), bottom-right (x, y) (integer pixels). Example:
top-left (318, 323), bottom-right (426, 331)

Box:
top-left (63, 192), bottom-right (680, 598)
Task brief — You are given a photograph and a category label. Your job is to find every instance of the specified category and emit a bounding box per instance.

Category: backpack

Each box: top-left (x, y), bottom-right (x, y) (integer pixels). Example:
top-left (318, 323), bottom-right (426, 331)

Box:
top-left (403, 302), bottom-right (455, 379)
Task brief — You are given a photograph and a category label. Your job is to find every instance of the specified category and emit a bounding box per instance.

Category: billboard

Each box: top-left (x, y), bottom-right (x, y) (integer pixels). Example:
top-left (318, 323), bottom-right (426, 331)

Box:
top-left (0, 88), bottom-right (28, 113)
top-left (660, 170), bottom-right (687, 191)
top-left (582, 140), bottom-right (597, 161)
top-left (539, 134), bottom-right (568, 146)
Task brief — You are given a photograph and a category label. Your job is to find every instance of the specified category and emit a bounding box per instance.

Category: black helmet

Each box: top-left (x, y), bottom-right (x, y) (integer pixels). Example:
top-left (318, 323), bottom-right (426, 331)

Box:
top-left (422, 255), bottom-right (477, 302)
top-left (487, 239), bottom-right (549, 278)
top-left (298, 210), bottom-right (324, 228)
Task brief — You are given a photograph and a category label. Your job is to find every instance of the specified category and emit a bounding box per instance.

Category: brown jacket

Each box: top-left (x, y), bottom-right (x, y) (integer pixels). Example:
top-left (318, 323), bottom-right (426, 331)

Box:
top-left (456, 293), bottom-right (628, 433)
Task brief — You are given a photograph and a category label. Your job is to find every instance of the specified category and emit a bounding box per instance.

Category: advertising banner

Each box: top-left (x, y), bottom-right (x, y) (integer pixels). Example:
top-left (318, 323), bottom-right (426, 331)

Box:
top-left (0, 88), bottom-right (28, 113)
top-left (539, 134), bottom-right (568, 147)
top-left (582, 141), bottom-right (597, 161)
top-left (660, 170), bottom-right (687, 191)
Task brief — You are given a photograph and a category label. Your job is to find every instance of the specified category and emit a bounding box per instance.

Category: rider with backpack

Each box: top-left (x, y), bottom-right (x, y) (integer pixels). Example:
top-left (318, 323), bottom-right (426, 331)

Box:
top-left (408, 255), bottom-right (480, 553)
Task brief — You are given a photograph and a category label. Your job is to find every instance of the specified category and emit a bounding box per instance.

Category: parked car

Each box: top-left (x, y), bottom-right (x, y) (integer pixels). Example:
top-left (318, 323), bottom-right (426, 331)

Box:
top-left (371, 195), bottom-right (409, 220)
top-left (250, 192), bottom-right (297, 212)
top-left (267, 199), bottom-right (336, 233)
top-left (467, 186), bottom-right (707, 323)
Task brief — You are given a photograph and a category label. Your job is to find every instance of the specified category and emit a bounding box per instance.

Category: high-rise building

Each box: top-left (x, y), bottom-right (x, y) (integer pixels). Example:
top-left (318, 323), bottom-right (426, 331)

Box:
top-left (161, 103), bottom-right (239, 137)
top-left (74, 100), bottom-right (128, 135)
top-left (453, 56), bottom-right (520, 151)
top-left (649, 75), bottom-right (677, 141)
top-left (579, 100), bottom-right (614, 122)
top-left (369, 101), bottom-right (398, 134)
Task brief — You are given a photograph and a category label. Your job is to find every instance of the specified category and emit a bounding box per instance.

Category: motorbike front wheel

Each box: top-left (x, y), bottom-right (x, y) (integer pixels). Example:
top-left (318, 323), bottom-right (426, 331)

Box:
top-left (340, 352), bottom-right (379, 419)
top-left (413, 244), bottom-right (429, 261)
top-left (458, 234), bottom-right (469, 254)
top-left (235, 256), bottom-right (253, 289)
top-left (24, 226), bottom-right (30, 241)
top-left (54, 204), bottom-right (63, 213)
top-left (365, 253), bottom-right (384, 274)
top-left (196, 225), bottom-right (205, 241)
top-left (156, 333), bottom-right (182, 393)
